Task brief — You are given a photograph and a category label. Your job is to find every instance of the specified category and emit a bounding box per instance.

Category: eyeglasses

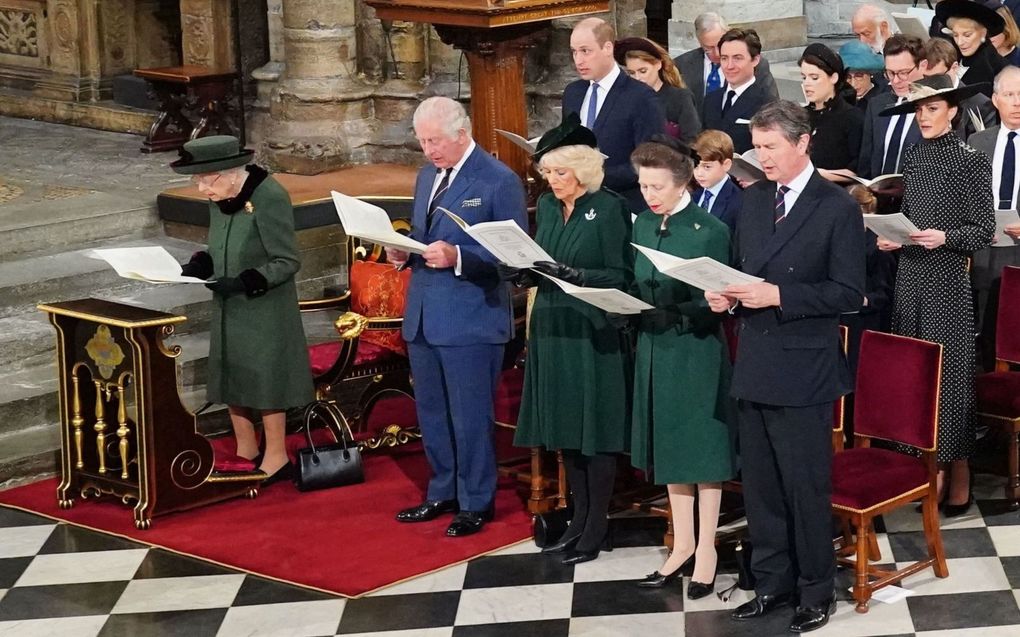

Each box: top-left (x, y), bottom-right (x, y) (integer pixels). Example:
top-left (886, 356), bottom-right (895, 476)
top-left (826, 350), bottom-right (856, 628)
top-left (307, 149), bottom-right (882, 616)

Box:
top-left (190, 173), bottom-right (222, 187)
top-left (884, 66), bottom-right (918, 81)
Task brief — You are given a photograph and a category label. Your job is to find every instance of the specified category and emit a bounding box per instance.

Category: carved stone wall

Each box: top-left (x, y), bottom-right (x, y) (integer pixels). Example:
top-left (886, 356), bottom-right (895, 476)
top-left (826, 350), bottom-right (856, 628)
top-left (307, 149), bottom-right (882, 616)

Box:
top-left (0, 0), bottom-right (46, 69)
top-left (180, 0), bottom-right (234, 71)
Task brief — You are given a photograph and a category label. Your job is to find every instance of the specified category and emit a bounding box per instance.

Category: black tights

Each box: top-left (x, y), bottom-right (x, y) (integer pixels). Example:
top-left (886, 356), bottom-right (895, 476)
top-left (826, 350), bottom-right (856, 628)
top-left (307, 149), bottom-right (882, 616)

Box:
top-left (562, 451), bottom-right (617, 552)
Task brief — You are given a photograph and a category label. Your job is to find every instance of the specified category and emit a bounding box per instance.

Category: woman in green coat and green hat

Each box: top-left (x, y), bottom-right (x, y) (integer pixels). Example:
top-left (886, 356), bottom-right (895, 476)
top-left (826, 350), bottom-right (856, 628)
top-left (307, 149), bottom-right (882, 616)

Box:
top-left (507, 114), bottom-right (633, 565)
top-left (626, 136), bottom-right (735, 599)
top-left (171, 135), bottom-right (314, 484)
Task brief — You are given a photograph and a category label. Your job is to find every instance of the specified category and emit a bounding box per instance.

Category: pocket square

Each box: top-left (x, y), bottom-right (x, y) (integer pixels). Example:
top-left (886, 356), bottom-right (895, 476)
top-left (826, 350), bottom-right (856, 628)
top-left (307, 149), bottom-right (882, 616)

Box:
top-left (462, 197), bottom-right (482, 207)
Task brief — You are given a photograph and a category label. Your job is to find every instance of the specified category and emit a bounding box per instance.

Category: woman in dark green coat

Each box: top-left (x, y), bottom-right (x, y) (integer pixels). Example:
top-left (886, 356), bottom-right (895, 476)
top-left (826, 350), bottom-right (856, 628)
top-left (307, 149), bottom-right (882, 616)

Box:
top-left (171, 136), bottom-right (314, 484)
top-left (627, 137), bottom-right (734, 599)
top-left (509, 115), bottom-right (632, 565)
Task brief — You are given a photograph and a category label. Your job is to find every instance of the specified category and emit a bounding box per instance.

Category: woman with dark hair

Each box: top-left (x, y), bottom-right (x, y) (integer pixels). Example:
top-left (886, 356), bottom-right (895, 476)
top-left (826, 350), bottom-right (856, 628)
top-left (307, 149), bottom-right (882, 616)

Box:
top-left (616, 37), bottom-right (702, 144)
top-left (622, 136), bottom-right (733, 599)
top-left (876, 74), bottom-right (995, 517)
top-left (799, 42), bottom-right (865, 176)
top-left (937, 0), bottom-right (1008, 97)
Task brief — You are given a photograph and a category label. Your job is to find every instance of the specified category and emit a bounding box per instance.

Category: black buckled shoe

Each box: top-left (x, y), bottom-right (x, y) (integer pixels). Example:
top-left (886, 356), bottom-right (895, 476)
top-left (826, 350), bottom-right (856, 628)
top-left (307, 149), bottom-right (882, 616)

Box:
top-left (446, 508), bottom-right (494, 537)
top-left (686, 575), bottom-right (716, 600)
top-left (731, 592), bottom-right (794, 621)
top-left (789, 598), bottom-right (837, 633)
top-left (396, 499), bottom-right (458, 523)
top-left (635, 569), bottom-right (683, 588)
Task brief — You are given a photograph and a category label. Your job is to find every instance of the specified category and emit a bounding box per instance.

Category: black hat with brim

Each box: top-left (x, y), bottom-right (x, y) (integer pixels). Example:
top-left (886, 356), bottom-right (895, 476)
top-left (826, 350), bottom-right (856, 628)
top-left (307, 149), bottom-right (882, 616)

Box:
top-left (879, 74), bottom-right (989, 116)
top-left (532, 112), bottom-right (599, 163)
top-left (935, 0), bottom-right (1005, 37)
top-left (170, 135), bottom-right (255, 175)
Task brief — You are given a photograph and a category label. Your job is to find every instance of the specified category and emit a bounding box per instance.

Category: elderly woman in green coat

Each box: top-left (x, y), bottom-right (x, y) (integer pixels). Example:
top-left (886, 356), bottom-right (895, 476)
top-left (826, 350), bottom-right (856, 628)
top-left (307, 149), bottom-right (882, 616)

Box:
top-left (625, 136), bottom-right (734, 599)
top-left (171, 135), bottom-right (314, 485)
top-left (507, 114), bottom-right (633, 566)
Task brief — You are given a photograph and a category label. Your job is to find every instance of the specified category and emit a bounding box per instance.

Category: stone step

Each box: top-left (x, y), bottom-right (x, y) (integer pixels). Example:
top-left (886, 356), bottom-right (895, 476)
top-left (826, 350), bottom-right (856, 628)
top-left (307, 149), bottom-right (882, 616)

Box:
top-left (0, 425), bottom-right (61, 487)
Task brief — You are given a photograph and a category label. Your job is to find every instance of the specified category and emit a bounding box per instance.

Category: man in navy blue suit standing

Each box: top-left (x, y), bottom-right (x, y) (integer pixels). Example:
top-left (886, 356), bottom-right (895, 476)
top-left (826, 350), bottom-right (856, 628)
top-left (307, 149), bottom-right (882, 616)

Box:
top-left (386, 97), bottom-right (527, 537)
top-left (701, 28), bottom-right (777, 154)
top-left (562, 17), bottom-right (664, 213)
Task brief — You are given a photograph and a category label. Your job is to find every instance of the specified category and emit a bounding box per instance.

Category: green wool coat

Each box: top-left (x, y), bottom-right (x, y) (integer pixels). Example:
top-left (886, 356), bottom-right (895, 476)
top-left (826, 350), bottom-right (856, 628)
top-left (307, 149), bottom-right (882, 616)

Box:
top-left (630, 202), bottom-right (736, 484)
top-left (514, 189), bottom-right (633, 455)
top-left (206, 172), bottom-right (314, 410)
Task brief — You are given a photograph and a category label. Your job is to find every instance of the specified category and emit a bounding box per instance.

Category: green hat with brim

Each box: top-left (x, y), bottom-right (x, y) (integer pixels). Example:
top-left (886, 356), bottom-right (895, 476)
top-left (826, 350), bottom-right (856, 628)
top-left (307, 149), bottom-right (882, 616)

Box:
top-left (532, 112), bottom-right (599, 164)
top-left (170, 135), bottom-right (254, 175)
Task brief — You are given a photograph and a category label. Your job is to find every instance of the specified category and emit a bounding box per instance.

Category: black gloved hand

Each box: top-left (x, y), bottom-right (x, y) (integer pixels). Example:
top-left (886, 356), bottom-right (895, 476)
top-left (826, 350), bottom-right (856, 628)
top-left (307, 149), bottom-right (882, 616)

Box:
top-left (605, 312), bottom-right (633, 330)
top-left (496, 263), bottom-right (538, 287)
top-left (639, 305), bottom-right (685, 331)
top-left (205, 277), bottom-right (245, 296)
top-left (532, 261), bottom-right (585, 286)
top-left (180, 251), bottom-right (213, 280)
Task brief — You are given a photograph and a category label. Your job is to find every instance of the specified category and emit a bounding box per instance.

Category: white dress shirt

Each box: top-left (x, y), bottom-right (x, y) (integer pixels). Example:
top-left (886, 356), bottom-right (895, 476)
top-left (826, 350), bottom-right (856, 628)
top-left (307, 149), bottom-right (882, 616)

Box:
top-left (993, 125), bottom-right (1020, 210)
top-left (428, 140), bottom-right (476, 275)
top-left (777, 161), bottom-right (815, 216)
top-left (883, 97), bottom-right (914, 174)
top-left (579, 64), bottom-right (621, 128)
top-left (699, 176), bottom-right (729, 214)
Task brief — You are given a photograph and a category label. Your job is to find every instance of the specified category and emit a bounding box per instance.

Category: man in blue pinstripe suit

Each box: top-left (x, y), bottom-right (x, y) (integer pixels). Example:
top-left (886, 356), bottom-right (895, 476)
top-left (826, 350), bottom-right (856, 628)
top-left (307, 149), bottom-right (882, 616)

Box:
top-left (386, 97), bottom-right (528, 537)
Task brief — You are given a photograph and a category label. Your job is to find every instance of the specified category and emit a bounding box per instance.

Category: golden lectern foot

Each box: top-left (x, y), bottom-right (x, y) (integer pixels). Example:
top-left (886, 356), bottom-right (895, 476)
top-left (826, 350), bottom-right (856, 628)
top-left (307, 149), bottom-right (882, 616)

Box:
top-left (135, 518), bottom-right (152, 530)
top-left (58, 499), bottom-right (75, 510)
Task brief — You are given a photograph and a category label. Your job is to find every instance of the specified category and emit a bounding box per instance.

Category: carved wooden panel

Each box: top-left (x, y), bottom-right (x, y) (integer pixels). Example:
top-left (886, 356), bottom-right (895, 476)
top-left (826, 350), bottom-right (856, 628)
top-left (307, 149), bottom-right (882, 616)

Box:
top-left (0, 0), bottom-right (47, 69)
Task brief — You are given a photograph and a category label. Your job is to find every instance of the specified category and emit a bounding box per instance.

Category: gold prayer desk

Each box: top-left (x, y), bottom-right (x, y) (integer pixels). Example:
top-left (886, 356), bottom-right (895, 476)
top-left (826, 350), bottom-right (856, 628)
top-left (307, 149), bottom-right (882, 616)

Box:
top-left (39, 298), bottom-right (262, 530)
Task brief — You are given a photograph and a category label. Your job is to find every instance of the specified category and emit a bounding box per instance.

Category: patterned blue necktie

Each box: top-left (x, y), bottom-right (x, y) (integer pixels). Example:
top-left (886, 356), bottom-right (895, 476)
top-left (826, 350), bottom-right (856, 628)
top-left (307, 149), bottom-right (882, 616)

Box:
top-left (585, 82), bottom-right (599, 128)
top-left (701, 190), bottom-right (714, 212)
top-left (706, 62), bottom-right (722, 94)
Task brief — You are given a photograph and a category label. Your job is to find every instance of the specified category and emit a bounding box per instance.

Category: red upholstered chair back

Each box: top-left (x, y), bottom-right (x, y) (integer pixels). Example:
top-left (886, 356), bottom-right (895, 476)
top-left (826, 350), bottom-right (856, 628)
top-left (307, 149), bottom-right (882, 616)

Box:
top-left (854, 330), bottom-right (942, 451)
top-left (997, 266), bottom-right (1020, 363)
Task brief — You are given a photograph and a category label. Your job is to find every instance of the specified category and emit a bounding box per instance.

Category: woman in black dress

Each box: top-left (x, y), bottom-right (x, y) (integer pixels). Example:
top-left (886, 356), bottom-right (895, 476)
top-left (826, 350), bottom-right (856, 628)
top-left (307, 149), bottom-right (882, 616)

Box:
top-left (800, 43), bottom-right (865, 177)
top-left (876, 75), bottom-right (995, 517)
top-left (992, 4), bottom-right (1020, 66)
top-left (937, 0), bottom-right (1008, 97)
top-left (616, 37), bottom-right (701, 144)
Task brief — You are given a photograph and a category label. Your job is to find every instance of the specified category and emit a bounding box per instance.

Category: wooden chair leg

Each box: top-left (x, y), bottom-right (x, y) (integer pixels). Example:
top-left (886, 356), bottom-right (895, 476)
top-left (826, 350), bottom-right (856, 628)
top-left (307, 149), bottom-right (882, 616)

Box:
top-left (868, 522), bottom-right (882, 562)
top-left (853, 515), bottom-right (872, 613)
top-left (922, 489), bottom-right (950, 578)
top-left (1007, 430), bottom-right (1020, 511)
top-left (528, 447), bottom-right (545, 515)
top-left (840, 519), bottom-right (854, 554)
top-left (556, 450), bottom-right (568, 508)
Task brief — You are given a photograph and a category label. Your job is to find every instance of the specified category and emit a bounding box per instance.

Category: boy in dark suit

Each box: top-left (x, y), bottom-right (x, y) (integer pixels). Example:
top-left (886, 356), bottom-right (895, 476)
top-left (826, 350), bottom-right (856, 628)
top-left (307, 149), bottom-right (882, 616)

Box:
top-left (701, 28), bottom-right (777, 154)
top-left (691, 129), bottom-right (744, 231)
top-left (706, 101), bottom-right (866, 633)
top-left (562, 17), bottom-right (665, 213)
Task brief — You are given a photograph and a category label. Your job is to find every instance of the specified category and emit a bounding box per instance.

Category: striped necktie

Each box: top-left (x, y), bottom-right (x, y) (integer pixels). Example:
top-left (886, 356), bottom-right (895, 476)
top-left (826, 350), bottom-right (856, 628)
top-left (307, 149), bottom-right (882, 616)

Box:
top-left (775, 185), bottom-right (790, 224)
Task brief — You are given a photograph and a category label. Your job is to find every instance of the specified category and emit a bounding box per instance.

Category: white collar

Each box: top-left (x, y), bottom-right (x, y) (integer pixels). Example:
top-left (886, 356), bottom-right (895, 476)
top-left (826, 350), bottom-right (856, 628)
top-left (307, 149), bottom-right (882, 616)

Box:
top-left (999, 124), bottom-right (1020, 136)
top-left (444, 140), bottom-right (476, 178)
top-left (725, 75), bottom-right (756, 100)
top-left (704, 175), bottom-right (729, 197)
top-left (592, 64), bottom-right (621, 92)
top-left (664, 191), bottom-right (692, 217)
top-left (779, 161), bottom-right (814, 194)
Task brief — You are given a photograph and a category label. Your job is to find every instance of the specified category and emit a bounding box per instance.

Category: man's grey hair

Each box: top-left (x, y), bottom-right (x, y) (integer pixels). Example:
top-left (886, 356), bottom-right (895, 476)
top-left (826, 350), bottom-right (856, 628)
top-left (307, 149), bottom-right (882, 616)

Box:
top-left (994, 65), bottom-right (1020, 94)
top-left (412, 96), bottom-right (472, 139)
top-left (853, 4), bottom-right (892, 28)
top-left (694, 12), bottom-right (728, 36)
top-left (749, 100), bottom-right (812, 146)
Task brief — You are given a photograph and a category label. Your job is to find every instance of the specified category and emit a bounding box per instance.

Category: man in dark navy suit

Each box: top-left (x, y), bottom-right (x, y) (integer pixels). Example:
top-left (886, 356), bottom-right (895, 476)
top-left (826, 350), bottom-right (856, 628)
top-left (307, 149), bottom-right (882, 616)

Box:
top-left (859, 35), bottom-right (925, 178)
top-left (701, 28), bottom-right (777, 154)
top-left (386, 97), bottom-right (527, 537)
top-left (706, 101), bottom-right (865, 633)
top-left (562, 17), bottom-right (664, 213)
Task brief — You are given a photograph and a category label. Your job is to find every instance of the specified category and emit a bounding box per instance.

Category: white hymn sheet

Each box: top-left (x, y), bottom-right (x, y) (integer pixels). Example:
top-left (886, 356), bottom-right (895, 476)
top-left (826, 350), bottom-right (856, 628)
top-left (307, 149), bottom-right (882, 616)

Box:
top-left (91, 246), bottom-right (209, 284)
top-left (439, 208), bottom-right (553, 268)
top-left (863, 213), bottom-right (921, 245)
top-left (495, 129), bottom-right (541, 153)
top-left (537, 272), bottom-right (653, 314)
top-left (632, 243), bottom-right (762, 291)
top-left (994, 210), bottom-right (1020, 247)
top-left (330, 190), bottom-right (427, 254)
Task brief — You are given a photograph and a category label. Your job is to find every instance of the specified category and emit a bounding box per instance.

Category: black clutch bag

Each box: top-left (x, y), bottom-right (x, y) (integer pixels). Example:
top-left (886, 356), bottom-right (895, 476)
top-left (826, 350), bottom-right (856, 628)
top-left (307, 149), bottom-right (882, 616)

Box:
top-left (294, 401), bottom-right (365, 492)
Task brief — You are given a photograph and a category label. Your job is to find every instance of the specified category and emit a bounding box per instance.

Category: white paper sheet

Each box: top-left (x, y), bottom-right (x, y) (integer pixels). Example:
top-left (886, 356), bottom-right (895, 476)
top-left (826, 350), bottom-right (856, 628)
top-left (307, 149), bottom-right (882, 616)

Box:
top-left (537, 272), bottom-right (653, 314)
top-left (330, 191), bottom-right (427, 254)
top-left (632, 243), bottom-right (763, 291)
top-left (868, 585), bottom-right (916, 605)
top-left (863, 213), bottom-right (921, 245)
top-left (90, 246), bottom-right (209, 284)
top-left (994, 210), bottom-right (1020, 247)
top-left (495, 129), bottom-right (541, 154)
top-left (440, 208), bottom-right (552, 268)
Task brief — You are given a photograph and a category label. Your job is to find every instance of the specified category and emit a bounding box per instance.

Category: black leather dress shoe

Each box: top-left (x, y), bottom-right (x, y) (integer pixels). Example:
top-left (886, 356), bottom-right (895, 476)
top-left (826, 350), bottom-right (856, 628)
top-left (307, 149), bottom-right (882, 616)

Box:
top-left (445, 509), bottom-right (494, 537)
top-left (686, 575), bottom-right (716, 600)
top-left (731, 592), bottom-right (794, 621)
top-left (541, 533), bottom-right (581, 554)
top-left (789, 598), bottom-right (837, 633)
top-left (396, 500), bottom-right (458, 523)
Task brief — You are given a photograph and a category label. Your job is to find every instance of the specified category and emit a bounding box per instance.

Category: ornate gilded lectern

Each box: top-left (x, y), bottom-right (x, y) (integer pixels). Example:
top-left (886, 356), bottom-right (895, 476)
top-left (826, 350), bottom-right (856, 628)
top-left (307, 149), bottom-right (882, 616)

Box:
top-left (39, 299), bottom-right (263, 529)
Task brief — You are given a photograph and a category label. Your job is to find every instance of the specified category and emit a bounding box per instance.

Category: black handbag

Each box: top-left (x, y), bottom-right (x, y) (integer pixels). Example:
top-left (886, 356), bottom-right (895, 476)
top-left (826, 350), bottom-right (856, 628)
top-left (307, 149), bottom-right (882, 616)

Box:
top-left (532, 506), bottom-right (572, 548)
top-left (294, 401), bottom-right (365, 492)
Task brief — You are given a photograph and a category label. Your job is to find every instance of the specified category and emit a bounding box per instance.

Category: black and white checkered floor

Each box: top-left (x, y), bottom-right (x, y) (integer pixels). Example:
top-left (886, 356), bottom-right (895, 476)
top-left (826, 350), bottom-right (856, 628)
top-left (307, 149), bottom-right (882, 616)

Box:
top-left (0, 472), bottom-right (1019, 636)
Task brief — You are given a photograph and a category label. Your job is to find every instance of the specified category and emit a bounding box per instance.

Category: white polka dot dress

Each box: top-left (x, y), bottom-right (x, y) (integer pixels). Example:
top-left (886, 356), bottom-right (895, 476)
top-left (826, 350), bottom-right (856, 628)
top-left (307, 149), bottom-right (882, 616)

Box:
top-left (893, 131), bottom-right (995, 462)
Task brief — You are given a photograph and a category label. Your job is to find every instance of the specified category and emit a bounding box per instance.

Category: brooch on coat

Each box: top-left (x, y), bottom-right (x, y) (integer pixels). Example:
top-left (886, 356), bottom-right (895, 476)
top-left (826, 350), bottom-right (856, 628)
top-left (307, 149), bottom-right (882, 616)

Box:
top-left (462, 197), bottom-right (482, 207)
top-left (694, 222), bottom-right (702, 230)
top-left (584, 208), bottom-right (597, 221)
top-left (244, 201), bottom-right (255, 214)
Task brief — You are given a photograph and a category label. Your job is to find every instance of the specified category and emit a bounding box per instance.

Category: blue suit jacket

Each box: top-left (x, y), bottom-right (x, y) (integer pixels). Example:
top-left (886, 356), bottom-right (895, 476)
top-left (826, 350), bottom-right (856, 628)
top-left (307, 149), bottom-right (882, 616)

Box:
top-left (701, 80), bottom-right (775, 154)
top-left (730, 171), bottom-right (866, 406)
top-left (859, 91), bottom-right (922, 178)
top-left (693, 177), bottom-right (743, 231)
top-left (401, 146), bottom-right (528, 346)
top-left (562, 71), bottom-right (665, 212)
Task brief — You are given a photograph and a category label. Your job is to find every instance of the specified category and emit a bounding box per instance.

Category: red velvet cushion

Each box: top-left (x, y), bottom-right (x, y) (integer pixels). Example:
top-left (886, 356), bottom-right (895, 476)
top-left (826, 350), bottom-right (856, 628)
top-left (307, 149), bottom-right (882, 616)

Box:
top-left (307, 340), bottom-right (398, 377)
top-left (976, 371), bottom-right (1020, 418)
top-left (832, 447), bottom-right (929, 511)
top-left (998, 266), bottom-right (1020, 362)
top-left (854, 331), bottom-right (942, 450)
top-left (494, 367), bottom-right (525, 427)
top-left (349, 260), bottom-right (411, 356)
top-left (209, 436), bottom-right (257, 473)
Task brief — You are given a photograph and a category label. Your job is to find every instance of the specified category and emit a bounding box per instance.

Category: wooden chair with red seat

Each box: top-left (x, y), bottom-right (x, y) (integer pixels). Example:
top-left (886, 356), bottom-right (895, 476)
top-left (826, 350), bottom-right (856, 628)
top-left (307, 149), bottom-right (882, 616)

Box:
top-left (832, 330), bottom-right (947, 613)
top-left (301, 222), bottom-right (418, 449)
top-left (975, 265), bottom-right (1020, 510)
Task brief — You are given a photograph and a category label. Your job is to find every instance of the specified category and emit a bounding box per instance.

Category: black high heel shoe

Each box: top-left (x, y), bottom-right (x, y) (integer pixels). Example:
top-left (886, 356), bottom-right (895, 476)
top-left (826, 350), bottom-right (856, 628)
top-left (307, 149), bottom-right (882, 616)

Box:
top-left (635, 554), bottom-right (692, 588)
top-left (942, 493), bottom-right (974, 518)
top-left (542, 533), bottom-right (581, 554)
top-left (259, 462), bottom-right (294, 487)
top-left (687, 574), bottom-right (717, 600)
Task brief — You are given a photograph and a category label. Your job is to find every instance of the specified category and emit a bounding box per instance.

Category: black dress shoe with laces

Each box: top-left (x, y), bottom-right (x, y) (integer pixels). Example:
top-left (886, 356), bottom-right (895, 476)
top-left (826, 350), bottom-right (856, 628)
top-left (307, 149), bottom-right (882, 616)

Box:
top-left (445, 509), bottom-right (494, 537)
top-left (396, 499), bottom-right (458, 523)
top-left (731, 592), bottom-right (794, 621)
top-left (789, 598), bottom-right (837, 633)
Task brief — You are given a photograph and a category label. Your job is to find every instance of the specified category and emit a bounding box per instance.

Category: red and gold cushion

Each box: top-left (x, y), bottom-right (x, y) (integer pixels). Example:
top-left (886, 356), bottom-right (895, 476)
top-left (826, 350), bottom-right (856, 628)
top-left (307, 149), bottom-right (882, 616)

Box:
top-left (349, 260), bottom-right (411, 356)
top-left (307, 340), bottom-right (400, 377)
top-left (831, 447), bottom-right (928, 511)
top-left (976, 371), bottom-right (1020, 418)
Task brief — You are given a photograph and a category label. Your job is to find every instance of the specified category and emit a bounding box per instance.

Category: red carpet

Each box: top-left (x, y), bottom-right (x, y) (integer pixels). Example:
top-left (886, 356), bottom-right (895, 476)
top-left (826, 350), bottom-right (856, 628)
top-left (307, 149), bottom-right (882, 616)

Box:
top-left (0, 447), bottom-right (534, 597)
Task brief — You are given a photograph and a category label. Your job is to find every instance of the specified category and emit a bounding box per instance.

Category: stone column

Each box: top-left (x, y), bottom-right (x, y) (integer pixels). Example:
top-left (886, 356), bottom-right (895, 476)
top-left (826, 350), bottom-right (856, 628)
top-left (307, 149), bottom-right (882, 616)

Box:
top-left (668, 0), bottom-right (807, 59)
top-left (249, 0), bottom-right (284, 145)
